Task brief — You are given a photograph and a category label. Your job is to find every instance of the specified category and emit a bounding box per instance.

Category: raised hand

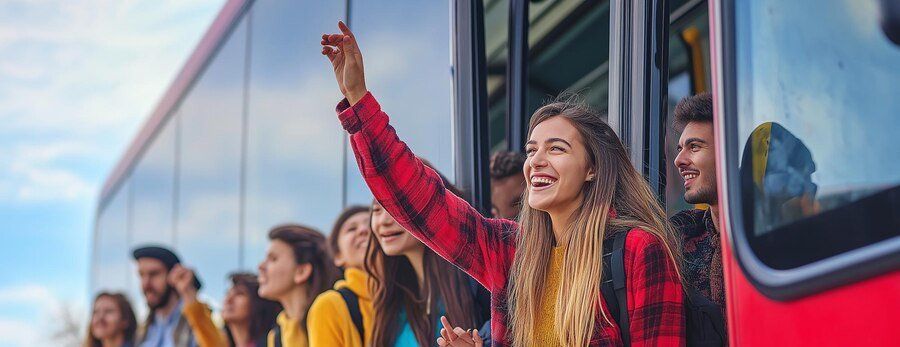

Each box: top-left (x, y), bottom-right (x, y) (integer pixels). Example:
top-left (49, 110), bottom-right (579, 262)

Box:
top-left (168, 264), bottom-right (198, 304)
top-left (321, 21), bottom-right (367, 105)
top-left (437, 316), bottom-right (484, 347)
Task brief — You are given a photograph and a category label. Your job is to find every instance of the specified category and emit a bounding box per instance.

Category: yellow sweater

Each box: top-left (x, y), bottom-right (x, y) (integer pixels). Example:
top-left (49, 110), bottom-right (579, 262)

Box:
top-left (533, 246), bottom-right (565, 346)
top-left (307, 267), bottom-right (374, 347)
top-left (268, 311), bottom-right (308, 347)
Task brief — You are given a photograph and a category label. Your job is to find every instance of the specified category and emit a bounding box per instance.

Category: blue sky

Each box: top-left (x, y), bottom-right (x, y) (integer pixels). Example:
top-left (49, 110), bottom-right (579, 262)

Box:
top-left (0, 1), bottom-right (225, 345)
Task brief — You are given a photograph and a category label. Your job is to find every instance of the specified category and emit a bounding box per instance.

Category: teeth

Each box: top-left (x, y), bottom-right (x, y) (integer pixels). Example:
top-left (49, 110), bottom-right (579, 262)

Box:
top-left (531, 176), bottom-right (556, 185)
top-left (683, 173), bottom-right (698, 180)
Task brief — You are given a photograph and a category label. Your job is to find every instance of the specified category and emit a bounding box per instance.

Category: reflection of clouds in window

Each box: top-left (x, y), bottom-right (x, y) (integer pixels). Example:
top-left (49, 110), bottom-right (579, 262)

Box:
top-left (344, 0), bottom-right (454, 206)
top-left (737, 0), bottom-right (900, 195)
top-left (130, 118), bottom-right (176, 246)
top-left (94, 183), bottom-right (130, 293)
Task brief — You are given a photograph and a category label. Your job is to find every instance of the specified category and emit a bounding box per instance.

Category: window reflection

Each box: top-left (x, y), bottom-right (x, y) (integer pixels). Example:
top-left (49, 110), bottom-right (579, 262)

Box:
top-left (485, 0), bottom-right (510, 151)
top-left (176, 18), bottom-right (247, 304)
top-left (130, 116), bottom-right (176, 245)
top-left (344, 0), bottom-right (455, 206)
top-left (735, 0), bottom-right (900, 268)
top-left (528, 0), bottom-right (611, 115)
top-left (93, 183), bottom-right (131, 293)
top-left (244, 0), bottom-right (346, 265)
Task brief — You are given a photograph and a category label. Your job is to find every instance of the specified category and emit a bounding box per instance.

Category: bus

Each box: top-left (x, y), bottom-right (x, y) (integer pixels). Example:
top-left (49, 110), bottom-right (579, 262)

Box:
top-left (92, 0), bottom-right (900, 344)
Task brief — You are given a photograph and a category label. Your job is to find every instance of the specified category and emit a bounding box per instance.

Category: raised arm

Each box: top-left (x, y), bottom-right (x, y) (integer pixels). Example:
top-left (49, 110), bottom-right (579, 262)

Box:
top-left (321, 21), bottom-right (516, 291)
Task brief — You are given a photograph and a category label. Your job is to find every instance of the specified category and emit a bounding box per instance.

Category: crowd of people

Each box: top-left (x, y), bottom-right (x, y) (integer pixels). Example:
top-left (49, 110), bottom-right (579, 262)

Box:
top-left (87, 21), bottom-right (730, 347)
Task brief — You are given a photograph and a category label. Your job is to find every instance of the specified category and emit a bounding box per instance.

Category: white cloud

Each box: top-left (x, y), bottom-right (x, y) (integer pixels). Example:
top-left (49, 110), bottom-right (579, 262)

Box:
top-left (0, 0), bottom-right (225, 205)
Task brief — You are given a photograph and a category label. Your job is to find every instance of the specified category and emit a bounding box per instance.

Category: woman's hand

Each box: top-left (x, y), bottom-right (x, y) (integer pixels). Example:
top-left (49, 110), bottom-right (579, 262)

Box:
top-left (167, 264), bottom-right (198, 304)
top-left (437, 316), bottom-right (484, 347)
top-left (321, 21), bottom-right (367, 105)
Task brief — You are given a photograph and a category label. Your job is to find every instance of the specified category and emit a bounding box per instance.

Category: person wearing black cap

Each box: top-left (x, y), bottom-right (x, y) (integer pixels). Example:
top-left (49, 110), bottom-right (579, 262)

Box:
top-left (132, 245), bottom-right (200, 347)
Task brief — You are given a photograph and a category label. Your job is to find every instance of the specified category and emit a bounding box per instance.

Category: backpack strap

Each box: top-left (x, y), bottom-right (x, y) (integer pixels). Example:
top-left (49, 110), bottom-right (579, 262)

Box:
top-left (602, 230), bottom-right (631, 347)
top-left (337, 287), bottom-right (365, 346)
top-left (273, 323), bottom-right (283, 347)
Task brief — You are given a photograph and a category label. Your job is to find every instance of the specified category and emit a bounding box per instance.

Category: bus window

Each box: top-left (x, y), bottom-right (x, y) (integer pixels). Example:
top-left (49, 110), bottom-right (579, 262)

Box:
top-left (525, 0), bottom-right (611, 120)
top-left (729, 0), bottom-right (900, 277)
top-left (484, 0), bottom-right (510, 152)
top-left (488, 0), bottom-right (612, 152)
top-left (666, 2), bottom-right (710, 217)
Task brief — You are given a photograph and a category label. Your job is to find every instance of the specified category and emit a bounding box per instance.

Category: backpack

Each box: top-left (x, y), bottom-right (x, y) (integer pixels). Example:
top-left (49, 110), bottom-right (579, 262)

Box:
top-left (600, 229), bottom-right (727, 347)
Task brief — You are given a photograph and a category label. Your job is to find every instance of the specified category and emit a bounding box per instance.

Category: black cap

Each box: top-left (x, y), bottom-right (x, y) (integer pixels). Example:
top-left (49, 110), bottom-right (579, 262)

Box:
top-left (132, 245), bottom-right (202, 290)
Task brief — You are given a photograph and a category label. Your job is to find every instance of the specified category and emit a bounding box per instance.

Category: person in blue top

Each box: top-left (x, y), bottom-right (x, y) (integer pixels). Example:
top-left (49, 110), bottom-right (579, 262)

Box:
top-left (364, 161), bottom-right (491, 347)
top-left (132, 245), bottom-right (200, 347)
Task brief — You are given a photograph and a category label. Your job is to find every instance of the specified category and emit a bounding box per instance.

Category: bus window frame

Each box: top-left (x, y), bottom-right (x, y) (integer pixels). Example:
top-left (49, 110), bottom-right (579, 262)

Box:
top-left (717, 0), bottom-right (900, 301)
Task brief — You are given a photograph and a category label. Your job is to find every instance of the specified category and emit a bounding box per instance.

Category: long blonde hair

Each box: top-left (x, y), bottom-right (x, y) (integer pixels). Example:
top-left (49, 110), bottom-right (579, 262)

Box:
top-left (508, 98), bottom-right (682, 346)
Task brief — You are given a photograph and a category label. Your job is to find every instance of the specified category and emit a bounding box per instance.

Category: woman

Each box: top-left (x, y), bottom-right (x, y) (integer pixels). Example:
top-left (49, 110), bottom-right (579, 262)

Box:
top-left (308, 206), bottom-right (375, 347)
top-left (365, 167), bottom-right (491, 347)
top-left (84, 292), bottom-right (137, 347)
top-left (258, 224), bottom-right (340, 347)
top-left (321, 22), bottom-right (685, 346)
top-left (169, 267), bottom-right (281, 347)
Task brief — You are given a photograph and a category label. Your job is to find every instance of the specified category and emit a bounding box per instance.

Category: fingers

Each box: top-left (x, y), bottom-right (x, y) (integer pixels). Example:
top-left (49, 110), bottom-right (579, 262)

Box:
top-left (473, 329), bottom-right (483, 347)
top-left (439, 328), bottom-right (451, 346)
top-left (338, 20), bottom-right (354, 38)
top-left (437, 337), bottom-right (447, 346)
top-left (440, 316), bottom-right (456, 342)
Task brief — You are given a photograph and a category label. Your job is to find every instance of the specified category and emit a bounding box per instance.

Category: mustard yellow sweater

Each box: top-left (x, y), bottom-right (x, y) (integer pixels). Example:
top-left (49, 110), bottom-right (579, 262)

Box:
top-left (307, 267), bottom-right (374, 347)
top-left (268, 311), bottom-right (307, 347)
top-left (533, 246), bottom-right (565, 346)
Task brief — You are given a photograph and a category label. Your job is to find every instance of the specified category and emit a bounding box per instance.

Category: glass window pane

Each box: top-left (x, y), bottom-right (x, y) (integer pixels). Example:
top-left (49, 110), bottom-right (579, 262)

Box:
top-left (130, 116), bottom-right (177, 246)
top-left (526, 0), bottom-right (611, 116)
top-left (176, 18), bottom-right (247, 304)
top-left (485, 0), bottom-right (510, 151)
top-left (245, 0), bottom-right (346, 265)
top-left (93, 182), bottom-right (131, 293)
top-left (666, 5), bottom-right (710, 216)
top-left (734, 0), bottom-right (900, 269)
top-left (345, 0), bottom-right (455, 205)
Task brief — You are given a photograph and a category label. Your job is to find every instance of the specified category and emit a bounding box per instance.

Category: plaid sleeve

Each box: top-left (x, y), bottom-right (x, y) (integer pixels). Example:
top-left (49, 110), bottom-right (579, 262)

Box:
top-left (625, 229), bottom-right (686, 347)
top-left (336, 92), bottom-right (517, 292)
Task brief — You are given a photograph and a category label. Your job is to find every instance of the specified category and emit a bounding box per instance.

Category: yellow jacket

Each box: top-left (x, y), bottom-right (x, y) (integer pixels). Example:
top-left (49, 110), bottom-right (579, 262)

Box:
top-left (181, 301), bottom-right (228, 347)
top-left (307, 268), bottom-right (374, 347)
top-left (267, 311), bottom-right (308, 347)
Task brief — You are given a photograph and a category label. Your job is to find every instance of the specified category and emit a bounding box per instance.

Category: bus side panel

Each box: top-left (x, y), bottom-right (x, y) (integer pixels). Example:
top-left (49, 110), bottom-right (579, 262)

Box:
top-left (720, 225), bottom-right (900, 346)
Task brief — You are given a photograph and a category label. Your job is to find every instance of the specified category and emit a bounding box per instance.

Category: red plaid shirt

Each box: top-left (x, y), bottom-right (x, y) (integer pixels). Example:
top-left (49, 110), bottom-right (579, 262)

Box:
top-left (337, 92), bottom-right (685, 346)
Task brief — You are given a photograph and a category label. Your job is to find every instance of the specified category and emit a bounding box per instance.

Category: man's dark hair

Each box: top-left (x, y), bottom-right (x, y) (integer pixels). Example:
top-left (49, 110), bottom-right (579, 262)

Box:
top-left (490, 151), bottom-right (526, 180)
top-left (673, 92), bottom-right (713, 131)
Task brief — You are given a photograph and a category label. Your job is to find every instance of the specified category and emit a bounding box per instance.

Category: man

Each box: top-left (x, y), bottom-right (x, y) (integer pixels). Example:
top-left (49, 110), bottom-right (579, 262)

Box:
top-left (132, 245), bottom-right (200, 347)
top-left (489, 151), bottom-right (526, 220)
top-left (670, 92), bottom-right (726, 310)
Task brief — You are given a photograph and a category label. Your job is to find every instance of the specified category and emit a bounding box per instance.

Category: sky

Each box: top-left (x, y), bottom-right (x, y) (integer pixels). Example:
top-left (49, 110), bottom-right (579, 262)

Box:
top-left (0, 1), bottom-right (226, 346)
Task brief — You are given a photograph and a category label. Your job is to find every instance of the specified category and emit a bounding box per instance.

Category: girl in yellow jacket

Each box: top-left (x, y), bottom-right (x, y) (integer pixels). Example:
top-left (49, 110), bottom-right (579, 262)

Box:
top-left (308, 206), bottom-right (375, 347)
top-left (258, 224), bottom-right (341, 347)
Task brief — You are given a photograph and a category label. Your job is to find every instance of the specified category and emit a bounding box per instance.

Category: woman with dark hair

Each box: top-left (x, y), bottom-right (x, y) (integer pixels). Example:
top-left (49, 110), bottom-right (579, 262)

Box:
top-left (321, 22), bottom-right (684, 346)
top-left (308, 206), bottom-right (375, 346)
top-left (362, 164), bottom-right (490, 347)
top-left (170, 266), bottom-right (282, 347)
top-left (258, 224), bottom-right (340, 347)
top-left (84, 292), bottom-right (137, 347)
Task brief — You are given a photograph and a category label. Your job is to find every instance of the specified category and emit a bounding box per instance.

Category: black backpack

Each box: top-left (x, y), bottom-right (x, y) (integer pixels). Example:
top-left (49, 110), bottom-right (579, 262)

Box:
top-left (600, 229), bottom-right (727, 347)
top-left (270, 288), bottom-right (364, 347)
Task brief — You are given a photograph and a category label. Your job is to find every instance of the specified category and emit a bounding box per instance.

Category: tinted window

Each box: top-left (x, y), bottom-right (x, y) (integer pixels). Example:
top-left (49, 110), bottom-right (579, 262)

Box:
top-left (176, 17), bottom-right (247, 304)
top-left (344, 0), bottom-right (455, 206)
top-left (93, 182), bottom-right (131, 293)
top-left (244, 0), bottom-right (346, 264)
top-left (734, 0), bottom-right (900, 269)
top-left (130, 115), bottom-right (177, 246)
top-left (484, 0), bottom-right (510, 151)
